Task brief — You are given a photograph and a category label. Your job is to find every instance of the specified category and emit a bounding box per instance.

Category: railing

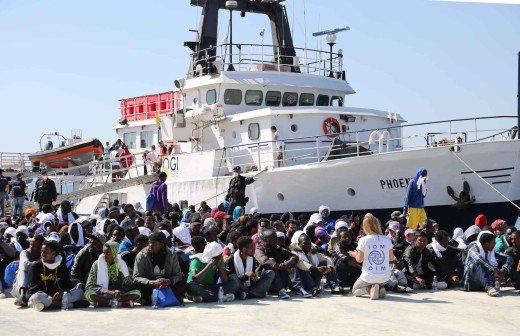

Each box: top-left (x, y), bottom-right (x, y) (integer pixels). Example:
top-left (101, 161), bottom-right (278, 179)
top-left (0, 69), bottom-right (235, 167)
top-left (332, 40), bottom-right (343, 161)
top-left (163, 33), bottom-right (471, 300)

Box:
top-left (189, 43), bottom-right (345, 78)
top-left (0, 152), bottom-right (32, 172)
top-left (212, 116), bottom-right (518, 174)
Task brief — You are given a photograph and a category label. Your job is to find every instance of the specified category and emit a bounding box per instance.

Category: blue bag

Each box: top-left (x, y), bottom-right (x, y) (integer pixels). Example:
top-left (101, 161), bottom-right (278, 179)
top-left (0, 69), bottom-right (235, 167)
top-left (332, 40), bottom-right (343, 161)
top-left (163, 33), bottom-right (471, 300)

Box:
top-left (152, 287), bottom-right (181, 307)
top-left (145, 193), bottom-right (155, 211)
top-left (3, 261), bottom-right (19, 288)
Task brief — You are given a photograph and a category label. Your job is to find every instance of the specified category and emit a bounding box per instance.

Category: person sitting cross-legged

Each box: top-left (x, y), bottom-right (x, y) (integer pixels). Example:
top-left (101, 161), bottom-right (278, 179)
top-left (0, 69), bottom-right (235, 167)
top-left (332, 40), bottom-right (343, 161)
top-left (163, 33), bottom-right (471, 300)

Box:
top-left (132, 232), bottom-right (186, 305)
top-left (427, 230), bottom-right (463, 288)
top-left (85, 241), bottom-right (141, 308)
top-left (463, 231), bottom-right (512, 297)
top-left (403, 231), bottom-right (436, 290)
top-left (226, 236), bottom-right (275, 299)
top-left (255, 229), bottom-right (301, 299)
top-left (187, 237), bottom-right (242, 302)
top-left (332, 228), bottom-right (362, 293)
top-left (12, 235), bottom-right (45, 307)
top-left (292, 233), bottom-right (341, 296)
top-left (27, 240), bottom-right (87, 311)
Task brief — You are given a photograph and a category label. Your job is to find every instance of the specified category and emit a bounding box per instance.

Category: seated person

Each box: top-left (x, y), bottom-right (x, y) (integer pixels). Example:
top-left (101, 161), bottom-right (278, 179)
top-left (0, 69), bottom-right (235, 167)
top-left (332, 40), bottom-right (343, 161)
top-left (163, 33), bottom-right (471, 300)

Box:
top-left (226, 236), bottom-right (275, 299)
top-left (403, 231), bottom-right (436, 289)
top-left (120, 235), bottom-right (149, 275)
top-left (427, 230), bottom-right (463, 288)
top-left (187, 238), bottom-right (241, 302)
top-left (68, 218), bottom-right (87, 254)
top-left (332, 228), bottom-right (362, 292)
top-left (132, 232), bottom-right (186, 305)
top-left (393, 227), bottom-right (409, 261)
top-left (27, 240), bottom-right (86, 311)
top-left (118, 225), bottom-right (140, 253)
top-left (292, 234), bottom-right (340, 296)
top-left (223, 231), bottom-right (243, 262)
top-left (491, 220), bottom-right (508, 253)
top-left (463, 231), bottom-right (512, 297)
top-left (56, 200), bottom-right (79, 224)
top-left (85, 241), bottom-right (141, 307)
top-left (314, 227), bottom-right (331, 250)
top-left (12, 235), bottom-right (45, 306)
top-left (71, 233), bottom-right (105, 287)
top-left (255, 229), bottom-right (300, 299)
top-left (505, 231), bottom-right (520, 291)
top-left (110, 227), bottom-right (125, 244)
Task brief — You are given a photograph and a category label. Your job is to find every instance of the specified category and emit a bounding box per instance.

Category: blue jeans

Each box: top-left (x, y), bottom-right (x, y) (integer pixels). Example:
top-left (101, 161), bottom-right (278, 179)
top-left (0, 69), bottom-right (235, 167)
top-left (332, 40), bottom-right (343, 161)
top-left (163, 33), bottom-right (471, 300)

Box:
top-left (13, 196), bottom-right (25, 218)
top-left (237, 269), bottom-right (275, 298)
top-left (0, 192), bottom-right (5, 217)
top-left (292, 260), bottom-right (339, 292)
top-left (335, 259), bottom-right (362, 289)
top-left (265, 268), bottom-right (290, 293)
top-left (468, 263), bottom-right (495, 291)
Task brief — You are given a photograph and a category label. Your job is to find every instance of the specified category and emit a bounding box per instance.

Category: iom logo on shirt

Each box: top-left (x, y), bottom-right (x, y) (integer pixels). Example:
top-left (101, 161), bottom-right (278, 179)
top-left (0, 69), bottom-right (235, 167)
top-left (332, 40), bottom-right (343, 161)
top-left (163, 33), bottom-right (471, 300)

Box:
top-left (367, 244), bottom-right (387, 271)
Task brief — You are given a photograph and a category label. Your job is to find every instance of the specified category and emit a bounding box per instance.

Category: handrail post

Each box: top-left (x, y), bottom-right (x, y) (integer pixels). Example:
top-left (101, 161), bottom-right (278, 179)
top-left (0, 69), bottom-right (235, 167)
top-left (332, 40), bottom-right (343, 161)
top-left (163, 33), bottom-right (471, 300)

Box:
top-left (474, 118), bottom-right (478, 141)
top-left (316, 137), bottom-right (320, 162)
top-left (257, 143), bottom-right (261, 171)
top-left (282, 140), bottom-right (286, 166)
top-left (356, 132), bottom-right (360, 156)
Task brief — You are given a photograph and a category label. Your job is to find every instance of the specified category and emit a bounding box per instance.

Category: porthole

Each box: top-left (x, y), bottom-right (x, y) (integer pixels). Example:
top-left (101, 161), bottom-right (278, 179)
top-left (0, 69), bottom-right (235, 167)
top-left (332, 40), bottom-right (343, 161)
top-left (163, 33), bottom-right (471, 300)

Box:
top-left (277, 193), bottom-right (285, 201)
top-left (347, 188), bottom-right (356, 196)
top-left (291, 124), bottom-right (298, 132)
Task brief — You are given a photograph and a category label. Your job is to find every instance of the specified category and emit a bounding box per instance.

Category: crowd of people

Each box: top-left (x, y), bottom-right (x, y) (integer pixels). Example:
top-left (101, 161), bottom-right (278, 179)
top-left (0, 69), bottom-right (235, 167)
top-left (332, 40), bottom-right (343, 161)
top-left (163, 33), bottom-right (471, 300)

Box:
top-left (0, 167), bottom-right (519, 312)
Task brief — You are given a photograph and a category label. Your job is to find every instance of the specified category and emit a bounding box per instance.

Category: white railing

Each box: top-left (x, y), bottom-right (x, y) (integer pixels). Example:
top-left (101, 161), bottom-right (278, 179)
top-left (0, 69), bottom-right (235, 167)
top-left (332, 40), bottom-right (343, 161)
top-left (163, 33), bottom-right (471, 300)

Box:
top-left (189, 43), bottom-right (345, 78)
top-left (0, 152), bottom-right (32, 172)
top-left (212, 116), bottom-right (519, 175)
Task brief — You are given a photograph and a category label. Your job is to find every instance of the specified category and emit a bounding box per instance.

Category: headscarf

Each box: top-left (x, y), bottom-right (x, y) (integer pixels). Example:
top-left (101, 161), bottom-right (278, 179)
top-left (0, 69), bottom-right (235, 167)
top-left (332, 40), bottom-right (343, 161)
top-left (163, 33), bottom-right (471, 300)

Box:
top-left (211, 207), bottom-right (219, 217)
top-left (68, 221), bottom-right (85, 246)
top-left (190, 242), bottom-right (224, 263)
top-left (452, 228), bottom-right (467, 249)
top-left (408, 167), bottom-right (427, 198)
top-left (138, 227), bottom-right (151, 236)
top-left (57, 207), bottom-right (76, 224)
top-left (491, 220), bottom-right (507, 232)
top-left (172, 226), bottom-right (192, 245)
top-left (335, 220), bottom-right (349, 231)
top-left (474, 214), bottom-right (488, 229)
top-left (96, 241), bottom-right (129, 290)
top-left (24, 208), bottom-right (37, 222)
top-left (233, 206), bottom-right (244, 221)
top-left (318, 205), bottom-right (330, 215)
top-left (304, 213), bottom-right (322, 232)
top-left (476, 231), bottom-right (498, 267)
top-left (182, 209), bottom-right (190, 220)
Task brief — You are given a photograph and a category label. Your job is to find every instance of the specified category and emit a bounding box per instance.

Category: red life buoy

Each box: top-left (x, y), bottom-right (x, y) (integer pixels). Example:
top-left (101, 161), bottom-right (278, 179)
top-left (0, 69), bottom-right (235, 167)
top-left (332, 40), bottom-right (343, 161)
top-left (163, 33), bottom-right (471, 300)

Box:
top-left (323, 117), bottom-right (340, 138)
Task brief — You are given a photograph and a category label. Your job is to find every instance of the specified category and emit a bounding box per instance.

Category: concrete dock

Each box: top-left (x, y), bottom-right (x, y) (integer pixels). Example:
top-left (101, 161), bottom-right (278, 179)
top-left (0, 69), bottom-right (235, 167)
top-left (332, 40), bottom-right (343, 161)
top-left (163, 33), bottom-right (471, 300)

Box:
top-left (0, 288), bottom-right (518, 335)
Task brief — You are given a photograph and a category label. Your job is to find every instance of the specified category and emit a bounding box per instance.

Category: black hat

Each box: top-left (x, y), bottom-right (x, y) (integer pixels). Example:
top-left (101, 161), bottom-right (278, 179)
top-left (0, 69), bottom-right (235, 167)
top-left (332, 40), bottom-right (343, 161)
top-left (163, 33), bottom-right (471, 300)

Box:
top-left (109, 206), bottom-right (119, 213)
top-left (149, 231), bottom-right (166, 244)
top-left (233, 166), bottom-right (242, 173)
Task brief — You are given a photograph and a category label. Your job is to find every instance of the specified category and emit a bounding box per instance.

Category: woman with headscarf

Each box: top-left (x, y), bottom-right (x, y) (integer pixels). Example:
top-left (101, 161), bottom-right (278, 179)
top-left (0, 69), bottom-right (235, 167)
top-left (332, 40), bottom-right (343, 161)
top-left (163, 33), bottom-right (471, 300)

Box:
top-left (403, 167), bottom-right (428, 229)
top-left (233, 206), bottom-right (244, 222)
top-left (85, 241), bottom-right (141, 307)
top-left (491, 220), bottom-right (508, 253)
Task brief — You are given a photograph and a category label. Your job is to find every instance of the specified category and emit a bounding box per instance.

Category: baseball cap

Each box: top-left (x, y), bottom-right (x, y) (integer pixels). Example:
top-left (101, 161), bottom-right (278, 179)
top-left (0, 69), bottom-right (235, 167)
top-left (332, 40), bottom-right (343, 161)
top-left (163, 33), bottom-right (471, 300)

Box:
top-left (213, 211), bottom-right (230, 219)
top-left (391, 211), bottom-right (403, 218)
top-left (388, 221), bottom-right (400, 232)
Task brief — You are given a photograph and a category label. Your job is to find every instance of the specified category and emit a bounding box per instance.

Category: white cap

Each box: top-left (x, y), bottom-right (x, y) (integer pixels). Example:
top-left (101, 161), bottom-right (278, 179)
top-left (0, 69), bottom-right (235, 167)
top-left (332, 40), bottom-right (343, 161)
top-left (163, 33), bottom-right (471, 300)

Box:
top-left (249, 207), bottom-right (259, 215)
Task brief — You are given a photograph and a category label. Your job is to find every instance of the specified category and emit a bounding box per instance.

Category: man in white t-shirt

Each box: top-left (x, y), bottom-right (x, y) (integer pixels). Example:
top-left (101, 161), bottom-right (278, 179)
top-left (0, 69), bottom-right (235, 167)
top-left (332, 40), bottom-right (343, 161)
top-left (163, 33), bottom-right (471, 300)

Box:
top-left (270, 126), bottom-right (283, 167)
top-left (146, 145), bottom-right (160, 173)
top-left (349, 214), bottom-right (394, 300)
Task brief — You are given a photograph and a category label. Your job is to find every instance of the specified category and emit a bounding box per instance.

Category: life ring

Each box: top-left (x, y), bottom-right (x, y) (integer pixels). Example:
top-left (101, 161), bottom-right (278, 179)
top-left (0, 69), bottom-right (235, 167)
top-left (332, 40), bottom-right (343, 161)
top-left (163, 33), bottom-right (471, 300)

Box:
top-left (323, 117), bottom-right (340, 138)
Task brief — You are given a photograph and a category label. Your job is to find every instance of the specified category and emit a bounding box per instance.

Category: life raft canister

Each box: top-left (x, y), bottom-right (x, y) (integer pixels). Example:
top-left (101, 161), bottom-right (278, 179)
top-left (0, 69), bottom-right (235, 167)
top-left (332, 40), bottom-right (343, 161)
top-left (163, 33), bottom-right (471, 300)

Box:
top-left (323, 117), bottom-right (341, 138)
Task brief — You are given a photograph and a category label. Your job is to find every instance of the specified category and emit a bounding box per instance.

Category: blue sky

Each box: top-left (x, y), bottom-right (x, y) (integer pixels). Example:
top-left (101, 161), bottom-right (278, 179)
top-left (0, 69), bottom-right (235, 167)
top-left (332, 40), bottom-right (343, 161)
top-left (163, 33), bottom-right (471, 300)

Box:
top-left (0, 0), bottom-right (519, 153)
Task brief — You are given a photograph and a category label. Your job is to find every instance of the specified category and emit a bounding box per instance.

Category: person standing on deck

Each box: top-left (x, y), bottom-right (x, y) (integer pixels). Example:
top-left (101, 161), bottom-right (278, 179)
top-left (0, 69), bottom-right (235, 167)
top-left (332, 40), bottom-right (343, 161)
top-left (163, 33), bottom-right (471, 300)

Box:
top-left (225, 166), bottom-right (255, 217)
top-left (403, 168), bottom-right (428, 229)
top-left (34, 171), bottom-right (57, 212)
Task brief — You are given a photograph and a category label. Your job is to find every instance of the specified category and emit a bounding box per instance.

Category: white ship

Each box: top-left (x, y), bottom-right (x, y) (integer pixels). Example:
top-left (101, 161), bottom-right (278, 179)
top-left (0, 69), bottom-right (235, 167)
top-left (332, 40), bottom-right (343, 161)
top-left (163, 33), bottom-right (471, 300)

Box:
top-left (67, 0), bottom-right (519, 231)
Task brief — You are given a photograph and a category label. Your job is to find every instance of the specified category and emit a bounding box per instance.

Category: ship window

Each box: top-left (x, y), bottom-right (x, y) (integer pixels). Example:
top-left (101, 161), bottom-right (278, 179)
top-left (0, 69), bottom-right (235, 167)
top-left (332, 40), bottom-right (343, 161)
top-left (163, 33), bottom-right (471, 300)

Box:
top-left (206, 89), bottom-right (217, 105)
top-left (140, 131), bottom-right (153, 148)
top-left (245, 90), bottom-right (263, 106)
top-left (317, 94), bottom-right (330, 106)
top-left (248, 123), bottom-right (260, 140)
top-left (224, 89), bottom-right (242, 105)
top-left (265, 91), bottom-right (281, 107)
top-left (123, 132), bottom-right (136, 149)
top-left (330, 96), bottom-right (343, 107)
top-left (299, 93), bottom-right (315, 106)
top-left (282, 92), bottom-right (298, 107)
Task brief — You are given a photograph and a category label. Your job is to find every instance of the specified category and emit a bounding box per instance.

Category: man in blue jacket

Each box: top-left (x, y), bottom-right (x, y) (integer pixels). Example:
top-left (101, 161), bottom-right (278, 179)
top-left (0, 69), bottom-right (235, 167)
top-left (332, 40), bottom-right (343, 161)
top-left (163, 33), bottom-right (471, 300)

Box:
top-left (403, 168), bottom-right (428, 229)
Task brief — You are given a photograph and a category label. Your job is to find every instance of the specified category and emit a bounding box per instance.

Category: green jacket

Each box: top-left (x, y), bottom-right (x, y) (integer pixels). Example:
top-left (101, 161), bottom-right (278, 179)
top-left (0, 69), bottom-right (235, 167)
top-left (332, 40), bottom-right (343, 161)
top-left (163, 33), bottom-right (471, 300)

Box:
top-left (495, 234), bottom-right (508, 254)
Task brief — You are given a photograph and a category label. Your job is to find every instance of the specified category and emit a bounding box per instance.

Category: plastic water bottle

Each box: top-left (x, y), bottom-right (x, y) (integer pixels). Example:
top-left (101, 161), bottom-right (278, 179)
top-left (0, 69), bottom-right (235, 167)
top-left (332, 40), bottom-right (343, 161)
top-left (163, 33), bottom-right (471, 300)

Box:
top-left (432, 276), bottom-right (438, 291)
top-left (495, 278), bottom-right (501, 293)
top-left (61, 292), bottom-right (70, 311)
top-left (152, 290), bottom-right (159, 309)
top-left (110, 298), bottom-right (119, 309)
top-left (218, 286), bottom-right (224, 304)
